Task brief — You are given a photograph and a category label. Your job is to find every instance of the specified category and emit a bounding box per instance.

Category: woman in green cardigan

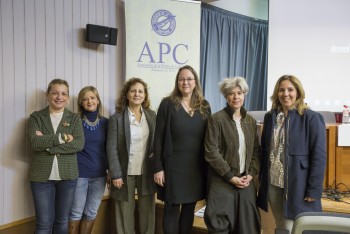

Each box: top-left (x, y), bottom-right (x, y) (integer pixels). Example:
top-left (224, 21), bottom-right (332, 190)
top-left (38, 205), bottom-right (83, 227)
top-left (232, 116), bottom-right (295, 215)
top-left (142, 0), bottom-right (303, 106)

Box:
top-left (27, 79), bottom-right (84, 234)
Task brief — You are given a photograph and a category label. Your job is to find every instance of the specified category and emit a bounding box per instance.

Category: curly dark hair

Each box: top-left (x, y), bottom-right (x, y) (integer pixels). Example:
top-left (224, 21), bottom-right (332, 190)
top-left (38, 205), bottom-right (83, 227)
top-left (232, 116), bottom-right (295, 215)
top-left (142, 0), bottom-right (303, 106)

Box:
top-left (115, 78), bottom-right (151, 113)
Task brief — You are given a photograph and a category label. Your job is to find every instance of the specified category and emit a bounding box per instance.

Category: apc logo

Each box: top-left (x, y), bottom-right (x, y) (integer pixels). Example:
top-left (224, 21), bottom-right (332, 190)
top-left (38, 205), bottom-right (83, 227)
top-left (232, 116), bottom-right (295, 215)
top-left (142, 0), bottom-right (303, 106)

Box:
top-left (151, 9), bottom-right (176, 36)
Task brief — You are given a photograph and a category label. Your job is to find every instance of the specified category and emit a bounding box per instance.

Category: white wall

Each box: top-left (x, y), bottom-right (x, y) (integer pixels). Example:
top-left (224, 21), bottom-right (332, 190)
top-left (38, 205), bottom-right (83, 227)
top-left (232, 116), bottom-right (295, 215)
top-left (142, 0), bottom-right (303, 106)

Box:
top-left (268, 0), bottom-right (350, 112)
top-left (0, 0), bottom-right (124, 226)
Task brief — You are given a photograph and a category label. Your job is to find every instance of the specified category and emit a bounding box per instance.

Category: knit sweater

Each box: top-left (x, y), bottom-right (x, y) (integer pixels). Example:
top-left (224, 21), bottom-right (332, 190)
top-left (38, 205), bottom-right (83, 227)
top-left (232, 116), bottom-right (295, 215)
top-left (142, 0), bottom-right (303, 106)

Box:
top-left (78, 110), bottom-right (108, 178)
top-left (28, 107), bottom-right (84, 182)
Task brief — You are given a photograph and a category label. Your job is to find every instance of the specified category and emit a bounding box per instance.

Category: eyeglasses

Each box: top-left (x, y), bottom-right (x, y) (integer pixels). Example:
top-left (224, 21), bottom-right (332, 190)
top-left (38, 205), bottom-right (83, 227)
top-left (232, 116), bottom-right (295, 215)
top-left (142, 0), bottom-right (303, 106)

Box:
top-left (178, 77), bottom-right (195, 82)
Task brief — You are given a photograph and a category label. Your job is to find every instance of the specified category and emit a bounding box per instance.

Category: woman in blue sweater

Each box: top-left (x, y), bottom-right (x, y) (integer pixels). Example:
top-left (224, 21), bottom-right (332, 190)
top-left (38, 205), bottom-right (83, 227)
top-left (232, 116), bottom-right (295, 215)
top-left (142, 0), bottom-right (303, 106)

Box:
top-left (68, 86), bottom-right (109, 234)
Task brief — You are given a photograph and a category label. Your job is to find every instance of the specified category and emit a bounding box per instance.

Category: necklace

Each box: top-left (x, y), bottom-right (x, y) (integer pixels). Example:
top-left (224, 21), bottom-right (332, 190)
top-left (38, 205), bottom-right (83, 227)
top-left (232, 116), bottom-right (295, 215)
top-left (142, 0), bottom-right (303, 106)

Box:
top-left (181, 101), bottom-right (194, 117)
top-left (83, 115), bottom-right (100, 131)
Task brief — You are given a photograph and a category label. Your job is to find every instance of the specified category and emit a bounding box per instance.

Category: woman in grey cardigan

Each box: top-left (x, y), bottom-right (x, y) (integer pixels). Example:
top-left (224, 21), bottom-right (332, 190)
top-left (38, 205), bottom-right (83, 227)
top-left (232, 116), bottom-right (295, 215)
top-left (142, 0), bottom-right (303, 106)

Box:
top-left (204, 77), bottom-right (261, 234)
top-left (28, 78), bottom-right (84, 234)
top-left (107, 78), bottom-right (156, 234)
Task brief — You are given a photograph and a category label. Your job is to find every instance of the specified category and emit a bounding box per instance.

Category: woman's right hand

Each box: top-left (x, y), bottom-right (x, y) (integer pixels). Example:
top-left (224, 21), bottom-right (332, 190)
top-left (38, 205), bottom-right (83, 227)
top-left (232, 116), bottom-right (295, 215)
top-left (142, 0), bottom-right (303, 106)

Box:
top-left (229, 176), bottom-right (250, 188)
top-left (106, 172), bottom-right (111, 189)
top-left (66, 134), bottom-right (74, 142)
top-left (154, 171), bottom-right (165, 187)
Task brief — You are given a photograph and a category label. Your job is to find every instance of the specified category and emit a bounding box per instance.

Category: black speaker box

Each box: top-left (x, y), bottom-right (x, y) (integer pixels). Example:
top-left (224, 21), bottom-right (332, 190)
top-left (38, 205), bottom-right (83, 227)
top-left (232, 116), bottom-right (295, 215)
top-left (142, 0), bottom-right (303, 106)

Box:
top-left (86, 24), bottom-right (117, 45)
top-left (109, 28), bottom-right (118, 46)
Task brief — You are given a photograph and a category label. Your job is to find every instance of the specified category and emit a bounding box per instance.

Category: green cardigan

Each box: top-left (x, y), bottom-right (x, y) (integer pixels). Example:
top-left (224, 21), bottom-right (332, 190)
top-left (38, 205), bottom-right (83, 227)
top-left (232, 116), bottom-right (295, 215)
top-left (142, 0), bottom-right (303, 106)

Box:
top-left (28, 106), bottom-right (84, 182)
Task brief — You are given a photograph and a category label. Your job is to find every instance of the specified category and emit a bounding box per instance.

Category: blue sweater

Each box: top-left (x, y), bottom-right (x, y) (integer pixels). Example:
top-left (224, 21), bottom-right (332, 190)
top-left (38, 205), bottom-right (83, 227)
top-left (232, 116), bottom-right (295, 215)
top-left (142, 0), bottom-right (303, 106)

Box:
top-left (78, 111), bottom-right (108, 178)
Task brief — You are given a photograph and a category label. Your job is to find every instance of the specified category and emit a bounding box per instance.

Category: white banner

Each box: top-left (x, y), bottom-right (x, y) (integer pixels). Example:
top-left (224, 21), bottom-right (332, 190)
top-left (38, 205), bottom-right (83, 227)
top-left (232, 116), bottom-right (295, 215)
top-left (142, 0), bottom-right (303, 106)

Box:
top-left (125, 0), bottom-right (201, 110)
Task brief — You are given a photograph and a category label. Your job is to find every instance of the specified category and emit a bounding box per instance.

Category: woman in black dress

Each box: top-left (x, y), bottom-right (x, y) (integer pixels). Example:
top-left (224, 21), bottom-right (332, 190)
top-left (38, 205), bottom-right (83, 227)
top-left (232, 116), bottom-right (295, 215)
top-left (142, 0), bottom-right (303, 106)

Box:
top-left (153, 65), bottom-right (211, 234)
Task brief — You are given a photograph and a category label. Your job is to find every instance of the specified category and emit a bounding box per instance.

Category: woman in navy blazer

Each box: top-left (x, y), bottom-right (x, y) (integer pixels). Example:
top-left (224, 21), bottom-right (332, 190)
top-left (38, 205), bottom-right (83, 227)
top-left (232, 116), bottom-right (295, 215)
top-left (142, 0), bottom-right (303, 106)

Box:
top-left (257, 75), bottom-right (326, 233)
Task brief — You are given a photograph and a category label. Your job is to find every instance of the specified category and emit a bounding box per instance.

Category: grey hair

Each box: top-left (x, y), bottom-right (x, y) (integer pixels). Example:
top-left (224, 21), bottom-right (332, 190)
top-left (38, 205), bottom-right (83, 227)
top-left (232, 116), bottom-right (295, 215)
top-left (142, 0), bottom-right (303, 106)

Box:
top-left (219, 77), bottom-right (249, 97)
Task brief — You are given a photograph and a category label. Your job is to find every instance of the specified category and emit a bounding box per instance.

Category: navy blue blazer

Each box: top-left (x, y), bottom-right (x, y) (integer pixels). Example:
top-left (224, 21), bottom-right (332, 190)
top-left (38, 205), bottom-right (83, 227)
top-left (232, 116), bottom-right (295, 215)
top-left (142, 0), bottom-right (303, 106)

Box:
top-left (257, 108), bottom-right (326, 219)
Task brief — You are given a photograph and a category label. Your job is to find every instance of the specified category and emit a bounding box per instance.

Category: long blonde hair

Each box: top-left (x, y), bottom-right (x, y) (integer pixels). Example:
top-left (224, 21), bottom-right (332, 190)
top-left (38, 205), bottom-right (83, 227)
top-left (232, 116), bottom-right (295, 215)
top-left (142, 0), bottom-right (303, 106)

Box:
top-left (270, 75), bottom-right (308, 115)
top-left (168, 65), bottom-right (210, 117)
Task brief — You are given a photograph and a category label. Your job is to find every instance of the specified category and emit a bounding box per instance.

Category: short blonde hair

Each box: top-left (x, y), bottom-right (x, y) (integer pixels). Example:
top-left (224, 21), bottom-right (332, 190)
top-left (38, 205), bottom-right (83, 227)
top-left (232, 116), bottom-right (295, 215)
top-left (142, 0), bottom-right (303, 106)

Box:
top-left (77, 86), bottom-right (102, 117)
top-left (219, 77), bottom-right (249, 98)
top-left (46, 78), bottom-right (69, 96)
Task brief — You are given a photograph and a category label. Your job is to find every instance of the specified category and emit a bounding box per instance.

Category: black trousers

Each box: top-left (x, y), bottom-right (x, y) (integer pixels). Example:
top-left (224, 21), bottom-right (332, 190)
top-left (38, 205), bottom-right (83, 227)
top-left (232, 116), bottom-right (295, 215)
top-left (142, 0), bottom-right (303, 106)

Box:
top-left (162, 202), bottom-right (196, 234)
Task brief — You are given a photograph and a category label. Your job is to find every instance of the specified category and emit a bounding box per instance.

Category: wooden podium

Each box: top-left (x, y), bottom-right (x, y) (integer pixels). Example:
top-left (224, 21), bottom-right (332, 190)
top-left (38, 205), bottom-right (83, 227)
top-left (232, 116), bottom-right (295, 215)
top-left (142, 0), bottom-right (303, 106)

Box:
top-left (324, 124), bottom-right (350, 191)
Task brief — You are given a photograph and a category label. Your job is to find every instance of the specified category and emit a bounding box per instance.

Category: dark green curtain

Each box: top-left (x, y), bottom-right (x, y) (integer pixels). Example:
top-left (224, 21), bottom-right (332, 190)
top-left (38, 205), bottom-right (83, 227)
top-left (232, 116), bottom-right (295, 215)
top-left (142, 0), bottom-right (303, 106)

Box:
top-left (200, 3), bottom-right (268, 113)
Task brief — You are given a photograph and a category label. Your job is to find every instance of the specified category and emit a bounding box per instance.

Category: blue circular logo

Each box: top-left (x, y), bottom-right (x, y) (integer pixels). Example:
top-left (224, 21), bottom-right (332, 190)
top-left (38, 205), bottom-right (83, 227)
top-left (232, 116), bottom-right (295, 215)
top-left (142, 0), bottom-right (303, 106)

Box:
top-left (151, 9), bottom-right (176, 36)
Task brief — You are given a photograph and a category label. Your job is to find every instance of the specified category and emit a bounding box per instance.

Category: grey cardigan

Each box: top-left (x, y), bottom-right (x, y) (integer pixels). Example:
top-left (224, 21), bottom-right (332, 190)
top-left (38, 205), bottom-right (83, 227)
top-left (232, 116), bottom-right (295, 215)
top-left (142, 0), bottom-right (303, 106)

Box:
top-left (106, 108), bottom-right (156, 202)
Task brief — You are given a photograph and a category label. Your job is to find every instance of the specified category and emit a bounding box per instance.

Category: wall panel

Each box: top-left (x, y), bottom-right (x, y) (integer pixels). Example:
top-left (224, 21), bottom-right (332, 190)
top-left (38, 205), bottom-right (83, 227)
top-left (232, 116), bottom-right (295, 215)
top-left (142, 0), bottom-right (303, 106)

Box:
top-left (95, 0), bottom-right (104, 97)
top-left (0, 0), bottom-right (120, 226)
top-left (2, 0), bottom-right (17, 223)
top-left (35, 0), bottom-right (47, 108)
top-left (13, 0), bottom-right (28, 222)
top-left (72, 0), bottom-right (82, 112)
top-left (80, 0), bottom-right (89, 89)
top-left (102, 0), bottom-right (111, 116)
top-left (55, 0), bottom-right (65, 80)
top-left (24, 0), bottom-right (37, 217)
top-left (88, 0), bottom-right (97, 86)
top-left (63, 0), bottom-right (74, 110)
top-left (0, 0), bottom-right (5, 225)
top-left (45, 0), bottom-right (55, 86)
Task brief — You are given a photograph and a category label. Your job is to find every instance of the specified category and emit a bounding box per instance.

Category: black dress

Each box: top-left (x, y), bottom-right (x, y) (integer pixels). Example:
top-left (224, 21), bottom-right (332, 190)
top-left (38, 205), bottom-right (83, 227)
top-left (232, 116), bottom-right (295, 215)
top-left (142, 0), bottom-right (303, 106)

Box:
top-left (168, 106), bottom-right (207, 204)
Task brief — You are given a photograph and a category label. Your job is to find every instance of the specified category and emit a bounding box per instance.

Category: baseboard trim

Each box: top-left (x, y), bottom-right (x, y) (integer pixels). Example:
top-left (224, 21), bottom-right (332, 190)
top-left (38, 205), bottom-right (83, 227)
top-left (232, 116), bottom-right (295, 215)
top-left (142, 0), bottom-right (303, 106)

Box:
top-left (0, 216), bottom-right (35, 231)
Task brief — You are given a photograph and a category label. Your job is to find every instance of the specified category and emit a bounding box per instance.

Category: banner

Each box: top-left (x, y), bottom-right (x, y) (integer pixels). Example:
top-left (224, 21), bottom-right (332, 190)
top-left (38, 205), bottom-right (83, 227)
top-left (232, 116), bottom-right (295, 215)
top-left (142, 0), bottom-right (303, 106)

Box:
top-left (125, 0), bottom-right (201, 110)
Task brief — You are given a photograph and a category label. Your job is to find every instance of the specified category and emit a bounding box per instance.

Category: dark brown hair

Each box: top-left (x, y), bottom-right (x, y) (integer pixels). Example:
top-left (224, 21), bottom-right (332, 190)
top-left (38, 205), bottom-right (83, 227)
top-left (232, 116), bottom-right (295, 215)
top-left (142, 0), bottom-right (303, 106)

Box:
top-left (115, 78), bottom-right (151, 113)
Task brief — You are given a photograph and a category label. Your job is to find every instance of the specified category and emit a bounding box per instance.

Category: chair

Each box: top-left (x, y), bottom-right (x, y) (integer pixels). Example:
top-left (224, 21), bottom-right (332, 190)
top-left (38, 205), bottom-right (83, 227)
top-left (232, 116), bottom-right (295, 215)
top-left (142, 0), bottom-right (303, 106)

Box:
top-left (291, 212), bottom-right (350, 234)
top-left (247, 111), bottom-right (267, 123)
top-left (318, 111), bottom-right (336, 124)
